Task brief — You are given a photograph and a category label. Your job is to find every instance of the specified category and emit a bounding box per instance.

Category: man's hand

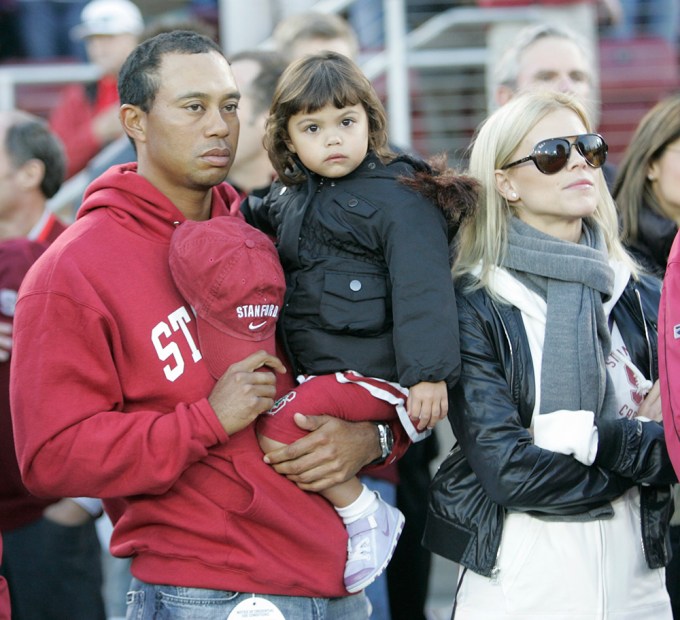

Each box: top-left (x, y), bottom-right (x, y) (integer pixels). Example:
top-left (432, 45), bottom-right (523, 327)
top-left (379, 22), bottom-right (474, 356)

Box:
top-left (0, 321), bottom-right (12, 362)
top-left (638, 380), bottom-right (662, 422)
top-left (263, 414), bottom-right (381, 493)
top-left (208, 350), bottom-right (287, 436)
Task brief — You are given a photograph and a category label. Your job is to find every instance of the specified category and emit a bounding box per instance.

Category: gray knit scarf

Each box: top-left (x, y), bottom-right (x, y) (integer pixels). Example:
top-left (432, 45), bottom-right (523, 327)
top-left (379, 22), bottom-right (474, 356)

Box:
top-left (502, 217), bottom-right (617, 420)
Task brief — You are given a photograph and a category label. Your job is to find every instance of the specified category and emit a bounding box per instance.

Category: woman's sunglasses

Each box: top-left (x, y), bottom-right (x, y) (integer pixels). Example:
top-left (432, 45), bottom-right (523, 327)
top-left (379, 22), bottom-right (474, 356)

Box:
top-left (501, 133), bottom-right (608, 175)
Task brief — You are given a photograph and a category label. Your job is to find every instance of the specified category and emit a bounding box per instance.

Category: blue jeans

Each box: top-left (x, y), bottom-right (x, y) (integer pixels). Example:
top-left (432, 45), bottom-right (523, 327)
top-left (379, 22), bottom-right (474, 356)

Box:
top-left (125, 579), bottom-right (370, 620)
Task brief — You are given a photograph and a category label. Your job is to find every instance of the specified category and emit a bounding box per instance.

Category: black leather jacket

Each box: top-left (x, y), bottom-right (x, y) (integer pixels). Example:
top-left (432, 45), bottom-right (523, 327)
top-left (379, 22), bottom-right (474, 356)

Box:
top-left (424, 273), bottom-right (676, 577)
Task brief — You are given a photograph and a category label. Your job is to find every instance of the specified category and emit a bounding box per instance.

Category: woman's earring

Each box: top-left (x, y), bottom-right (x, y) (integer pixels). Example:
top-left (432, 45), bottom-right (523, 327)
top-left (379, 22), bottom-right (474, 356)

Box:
top-left (509, 192), bottom-right (518, 200)
top-left (647, 174), bottom-right (656, 182)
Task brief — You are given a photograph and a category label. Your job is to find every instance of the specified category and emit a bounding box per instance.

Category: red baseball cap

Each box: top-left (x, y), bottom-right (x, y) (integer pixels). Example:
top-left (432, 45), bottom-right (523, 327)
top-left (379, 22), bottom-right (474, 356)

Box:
top-left (0, 238), bottom-right (48, 320)
top-left (169, 216), bottom-right (285, 380)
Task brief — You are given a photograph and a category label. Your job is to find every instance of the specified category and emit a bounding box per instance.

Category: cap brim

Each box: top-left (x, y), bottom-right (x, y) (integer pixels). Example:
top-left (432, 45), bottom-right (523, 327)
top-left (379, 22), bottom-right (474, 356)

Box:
top-left (196, 317), bottom-right (278, 380)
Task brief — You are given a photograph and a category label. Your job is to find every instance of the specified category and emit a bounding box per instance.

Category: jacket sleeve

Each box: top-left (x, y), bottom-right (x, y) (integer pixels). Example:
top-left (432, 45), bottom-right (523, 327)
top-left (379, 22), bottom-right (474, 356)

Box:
top-left (10, 289), bottom-right (227, 500)
top-left (595, 418), bottom-right (677, 485)
top-left (450, 292), bottom-right (633, 515)
top-left (382, 191), bottom-right (460, 389)
top-left (661, 233), bottom-right (680, 480)
top-left (240, 183), bottom-right (287, 238)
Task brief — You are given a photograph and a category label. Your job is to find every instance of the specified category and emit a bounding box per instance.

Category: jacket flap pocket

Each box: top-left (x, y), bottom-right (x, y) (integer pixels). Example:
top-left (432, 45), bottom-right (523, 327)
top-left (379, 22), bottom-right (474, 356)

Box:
top-left (333, 191), bottom-right (378, 218)
top-left (324, 271), bottom-right (387, 302)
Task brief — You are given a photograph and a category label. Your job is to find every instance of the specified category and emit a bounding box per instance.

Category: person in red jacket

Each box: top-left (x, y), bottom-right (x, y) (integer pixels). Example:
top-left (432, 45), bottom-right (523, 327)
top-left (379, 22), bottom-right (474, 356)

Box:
top-left (0, 110), bottom-right (105, 619)
top-left (10, 30), bottom-right (407, 619)
top-left (661, 232), bottom-right (680, 482)
top-left (49, 0), bottom-right (143, 179)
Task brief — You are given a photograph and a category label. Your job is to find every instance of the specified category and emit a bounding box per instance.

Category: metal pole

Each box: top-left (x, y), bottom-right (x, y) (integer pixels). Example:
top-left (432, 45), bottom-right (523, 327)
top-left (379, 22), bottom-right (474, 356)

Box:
top-left (384, 0), bottom-right (411, 149)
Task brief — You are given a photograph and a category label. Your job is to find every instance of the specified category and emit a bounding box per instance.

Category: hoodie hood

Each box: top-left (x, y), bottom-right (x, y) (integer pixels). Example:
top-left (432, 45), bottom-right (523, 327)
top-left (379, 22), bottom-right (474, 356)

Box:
top-left (78, 163), bottom-right (243, 241)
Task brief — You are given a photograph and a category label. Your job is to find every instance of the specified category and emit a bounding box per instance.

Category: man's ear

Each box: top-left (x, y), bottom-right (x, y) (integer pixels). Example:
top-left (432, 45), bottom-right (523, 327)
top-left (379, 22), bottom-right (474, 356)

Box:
top-left (494, 169), bottom-right (519, 203)
top-left (16, 159), bottom-right (44, 192)
top-left (120, 104), bottom-right (146, 144)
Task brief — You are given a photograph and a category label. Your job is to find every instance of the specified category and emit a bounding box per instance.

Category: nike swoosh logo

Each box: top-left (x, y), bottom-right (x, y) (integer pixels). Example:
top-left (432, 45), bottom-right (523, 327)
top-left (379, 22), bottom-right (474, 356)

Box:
top-left (248, 320), bottom-right (267, 330)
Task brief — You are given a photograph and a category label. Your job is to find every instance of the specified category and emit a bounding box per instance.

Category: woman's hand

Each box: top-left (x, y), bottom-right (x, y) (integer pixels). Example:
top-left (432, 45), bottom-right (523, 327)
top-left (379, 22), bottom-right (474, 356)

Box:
top-left (637, 380), bottom-right (662, 422)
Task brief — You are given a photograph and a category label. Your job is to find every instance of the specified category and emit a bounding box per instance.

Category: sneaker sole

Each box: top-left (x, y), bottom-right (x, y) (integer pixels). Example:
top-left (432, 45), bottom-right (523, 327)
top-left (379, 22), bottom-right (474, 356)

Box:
top-left (345, 511), bottom-right (405, 594)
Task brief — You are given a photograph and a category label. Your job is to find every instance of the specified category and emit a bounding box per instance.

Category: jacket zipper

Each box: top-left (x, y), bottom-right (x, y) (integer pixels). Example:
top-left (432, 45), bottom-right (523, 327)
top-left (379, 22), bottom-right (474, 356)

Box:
top-left (634, 286), bottom-right (654, 381)
top-left (488, 298), bottom-right (514, 581)
top-left (633, 285), bottom-right (653, 564)
top-left (490, 298), bottom-right (515, 397)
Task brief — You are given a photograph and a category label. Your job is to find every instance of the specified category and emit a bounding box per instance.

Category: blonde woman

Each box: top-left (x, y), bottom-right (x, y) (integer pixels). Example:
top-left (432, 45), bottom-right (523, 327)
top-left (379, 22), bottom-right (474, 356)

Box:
top-left (424, 91), bottom-right (675, 619)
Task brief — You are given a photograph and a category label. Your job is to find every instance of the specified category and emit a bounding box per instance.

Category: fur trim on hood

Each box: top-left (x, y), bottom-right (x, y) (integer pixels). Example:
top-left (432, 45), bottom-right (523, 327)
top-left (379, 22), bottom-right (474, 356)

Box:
top-left (397, 153), bottom-right (479, 242)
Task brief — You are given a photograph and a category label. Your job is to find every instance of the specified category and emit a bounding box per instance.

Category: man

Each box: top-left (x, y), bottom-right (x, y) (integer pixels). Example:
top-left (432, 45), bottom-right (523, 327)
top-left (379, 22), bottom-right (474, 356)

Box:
top-left (0, 110), bottom-right (105, 619)
top-left (11, 31), bottom-right (404, 619)
top-left (490, 23), bottom-right (597, 124)
top-left (227, 49), bottom-right (287, 198)
top-left (49, 0), bottom-right (143, 178)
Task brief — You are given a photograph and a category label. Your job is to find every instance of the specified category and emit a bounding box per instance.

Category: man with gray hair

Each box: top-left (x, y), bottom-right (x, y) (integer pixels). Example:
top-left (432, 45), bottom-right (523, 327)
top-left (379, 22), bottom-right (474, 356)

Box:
top-left (489, 23), bottom-right (599, 126)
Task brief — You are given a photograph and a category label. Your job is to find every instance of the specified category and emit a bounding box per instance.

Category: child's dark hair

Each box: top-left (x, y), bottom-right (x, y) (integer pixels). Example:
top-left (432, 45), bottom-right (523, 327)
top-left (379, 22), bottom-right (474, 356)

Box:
top-left (264, 51), bottom-right (394, 185)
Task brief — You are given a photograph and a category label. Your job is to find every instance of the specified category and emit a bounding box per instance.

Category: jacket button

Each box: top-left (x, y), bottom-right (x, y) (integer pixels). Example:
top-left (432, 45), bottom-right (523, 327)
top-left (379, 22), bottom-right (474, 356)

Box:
top-left (350, 279), bottom-right (362, 291)
top-left (368, 162), bottom-right (376, 169)
top-left (348, 198), bottom-right (358, 207)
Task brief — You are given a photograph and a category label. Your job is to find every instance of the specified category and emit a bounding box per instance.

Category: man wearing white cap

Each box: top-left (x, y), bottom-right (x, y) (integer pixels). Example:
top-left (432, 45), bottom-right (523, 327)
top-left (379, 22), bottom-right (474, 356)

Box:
top-left (49, 0), bottom-right (143, 179)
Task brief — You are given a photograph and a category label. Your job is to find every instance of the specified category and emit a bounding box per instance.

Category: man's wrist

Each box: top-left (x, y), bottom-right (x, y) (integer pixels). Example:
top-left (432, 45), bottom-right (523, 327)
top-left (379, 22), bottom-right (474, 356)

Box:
top-left (369, 422), bottom-right (394, 465)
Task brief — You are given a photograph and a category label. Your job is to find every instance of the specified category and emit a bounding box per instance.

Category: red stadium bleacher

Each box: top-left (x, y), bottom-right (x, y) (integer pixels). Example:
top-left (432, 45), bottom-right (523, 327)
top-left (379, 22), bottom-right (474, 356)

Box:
top-left (598, 37), bottom-right (679, 165)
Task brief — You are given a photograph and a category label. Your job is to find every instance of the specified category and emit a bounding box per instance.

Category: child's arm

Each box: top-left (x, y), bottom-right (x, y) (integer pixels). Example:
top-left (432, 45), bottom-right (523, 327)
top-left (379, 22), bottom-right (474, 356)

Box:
top-left (407, 380), bottom-right (448, 431)
top-left (240, 191), bottom-right (277, 237)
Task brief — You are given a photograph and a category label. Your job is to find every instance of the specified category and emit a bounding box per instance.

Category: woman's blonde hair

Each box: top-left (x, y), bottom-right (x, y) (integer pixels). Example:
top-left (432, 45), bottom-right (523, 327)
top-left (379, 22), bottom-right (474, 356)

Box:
top-left (613, 94), bottom-right (680, 242)
top-left (454, 90), bottom-right (636, 291)
top-left (264, 51), bottom-right (393, 185)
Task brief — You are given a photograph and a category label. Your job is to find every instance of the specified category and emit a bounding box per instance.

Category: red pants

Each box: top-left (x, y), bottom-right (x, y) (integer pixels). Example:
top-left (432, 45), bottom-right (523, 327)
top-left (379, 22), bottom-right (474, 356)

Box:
top-left (257, 372), bottom-right (401, 444)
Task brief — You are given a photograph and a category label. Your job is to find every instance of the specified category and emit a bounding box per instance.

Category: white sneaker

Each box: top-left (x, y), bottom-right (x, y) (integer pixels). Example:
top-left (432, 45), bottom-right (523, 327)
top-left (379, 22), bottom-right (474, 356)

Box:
top-left (343, 495), bottom-right (405, 593)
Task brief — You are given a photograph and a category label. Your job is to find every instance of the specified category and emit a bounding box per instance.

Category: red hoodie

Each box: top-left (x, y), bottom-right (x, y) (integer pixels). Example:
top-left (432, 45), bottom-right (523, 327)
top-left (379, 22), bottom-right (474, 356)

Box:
top-left (10, 164), bottom-right (352, 596)
top-left (661, 231), bottom-right (680, 479)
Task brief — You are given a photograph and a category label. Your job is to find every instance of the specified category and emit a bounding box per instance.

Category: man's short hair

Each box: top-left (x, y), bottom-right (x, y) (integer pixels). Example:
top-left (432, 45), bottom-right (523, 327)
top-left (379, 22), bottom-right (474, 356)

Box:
top-left (118, 29), bottom-right (224, 113)
top-left (5, 113), bottom-right (65, 198)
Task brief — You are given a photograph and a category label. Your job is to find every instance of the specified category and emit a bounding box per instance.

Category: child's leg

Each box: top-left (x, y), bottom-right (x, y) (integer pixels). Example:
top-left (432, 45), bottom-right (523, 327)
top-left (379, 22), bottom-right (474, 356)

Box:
top-left (257, 374), bottom-right (404, 593)
top-left (258, 374), bottom-right (396, 507)
top-left (258, 373), bottom-right (398, 443)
